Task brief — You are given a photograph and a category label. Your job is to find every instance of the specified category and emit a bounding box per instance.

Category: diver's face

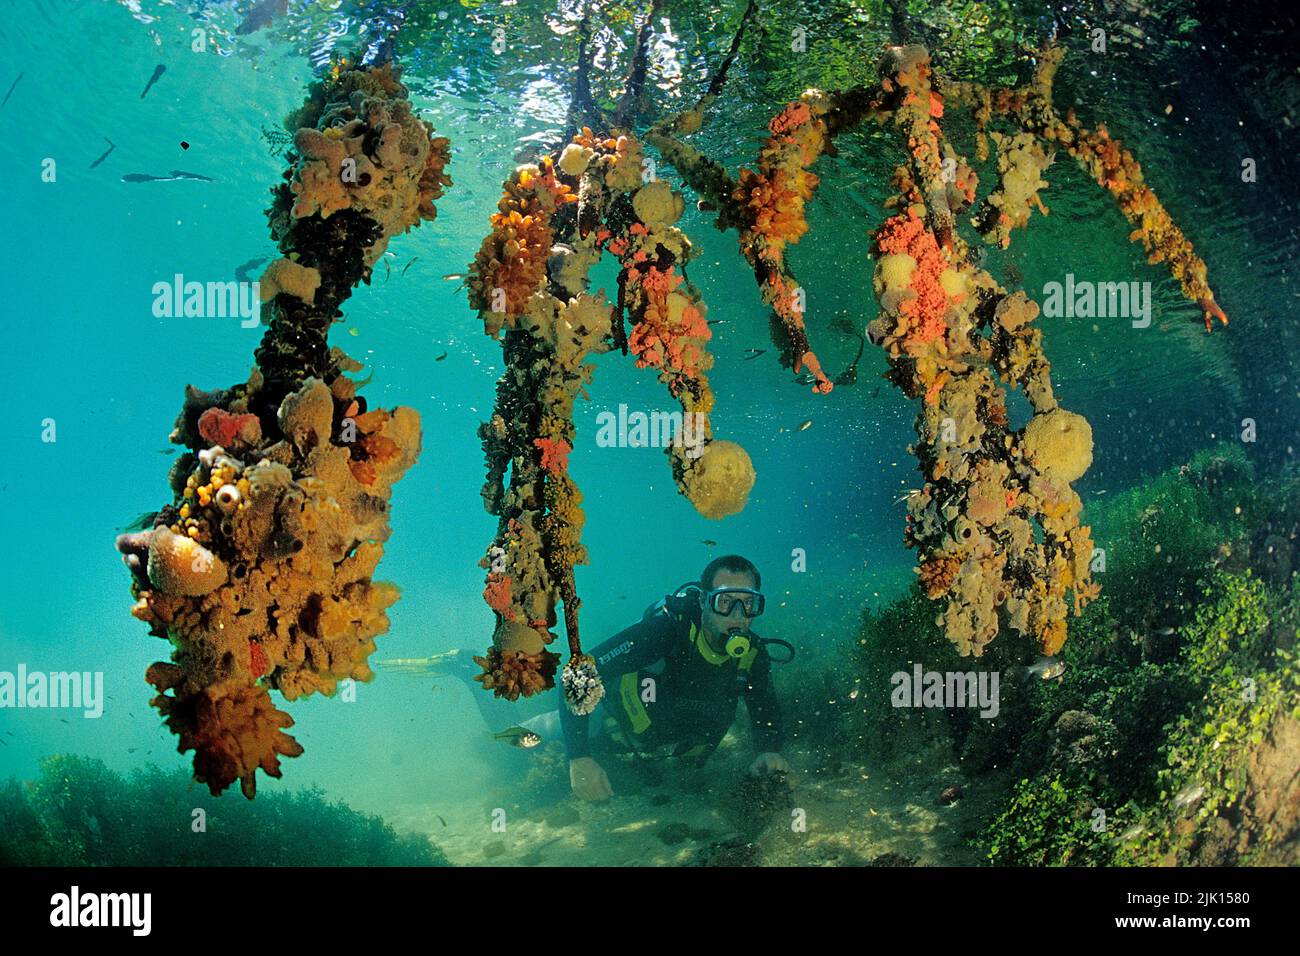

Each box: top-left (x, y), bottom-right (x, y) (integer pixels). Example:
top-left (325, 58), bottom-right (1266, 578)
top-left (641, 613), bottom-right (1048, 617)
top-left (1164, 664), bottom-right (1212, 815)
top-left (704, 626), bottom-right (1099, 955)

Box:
top-left (701, 569), bottom-right (759, 643)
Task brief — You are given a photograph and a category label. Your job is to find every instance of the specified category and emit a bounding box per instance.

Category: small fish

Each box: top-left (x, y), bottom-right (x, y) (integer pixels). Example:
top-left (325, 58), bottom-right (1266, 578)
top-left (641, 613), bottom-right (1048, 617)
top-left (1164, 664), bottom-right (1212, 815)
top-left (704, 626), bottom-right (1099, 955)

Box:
top-left (382, 259), bottom-right (391, 283)
top-left (1173, 784), bottom-right (1205, 810)
top-left (1120, 824), bottom-right (1145, 841)
top-left (348, 327), bottom-right (360, 336)
top-left (491, 726), bottom-right (542, 749)
top-left (436, 814), bottom-right (448, 827)
top-left (742, 348), bottom-right (766, 361)
top-left (234, 256), bottom-right (269, 283)
top-left (158, 447), bottom-right (176, 455)
top-left (0, 738), bottom-right (7, 746)
top-left (1026, 655), bottom-right (1066, 681)
top-left (706, 319), bottom-right (728, 326)
top-left (434, 352), bottom-right (448, 362)
top-left (140, 64), bottom-right (166, 99)
top-left (797, 419), bottom-right (813, 432)
top-left (700, 539), bottom-right (718, 547)
top-left (401, 256), bottom-right (419, 276)
top-left (442, 273), bottom-right (466, 281)
top-left (90, 137), bottom-right (116, 169)
top-left (1, 72), bottom-right (23, 110)
top-left (121, 170), bottom-right (215, 183)
top-left (1152, 626), bottom-right (1176, 637)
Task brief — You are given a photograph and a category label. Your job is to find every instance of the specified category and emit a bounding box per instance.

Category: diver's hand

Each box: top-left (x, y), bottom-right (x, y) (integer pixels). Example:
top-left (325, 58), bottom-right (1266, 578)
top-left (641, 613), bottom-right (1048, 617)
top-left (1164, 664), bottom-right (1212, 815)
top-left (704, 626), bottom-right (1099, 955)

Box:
top-left (570, 757), bottom-right (613, 801)
top-left (749, 752), bottom-right (790, 776)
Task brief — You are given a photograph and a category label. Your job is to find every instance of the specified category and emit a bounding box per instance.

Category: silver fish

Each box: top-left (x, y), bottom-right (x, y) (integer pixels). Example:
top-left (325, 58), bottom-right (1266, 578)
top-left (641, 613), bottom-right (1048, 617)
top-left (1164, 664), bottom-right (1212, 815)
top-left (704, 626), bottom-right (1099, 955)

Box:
top-left (1026, 655), bottom-right (1066, 680)
top-left (491, 726), bottom-right (542, 749)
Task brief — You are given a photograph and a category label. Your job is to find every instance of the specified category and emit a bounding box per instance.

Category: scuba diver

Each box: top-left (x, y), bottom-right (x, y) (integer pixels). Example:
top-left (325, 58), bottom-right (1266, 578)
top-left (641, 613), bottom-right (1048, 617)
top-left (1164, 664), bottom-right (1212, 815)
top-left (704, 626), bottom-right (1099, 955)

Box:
top-left (375, 554), bottom-right (792, 801)
top-left (558, 554), bottom-right (792, 801)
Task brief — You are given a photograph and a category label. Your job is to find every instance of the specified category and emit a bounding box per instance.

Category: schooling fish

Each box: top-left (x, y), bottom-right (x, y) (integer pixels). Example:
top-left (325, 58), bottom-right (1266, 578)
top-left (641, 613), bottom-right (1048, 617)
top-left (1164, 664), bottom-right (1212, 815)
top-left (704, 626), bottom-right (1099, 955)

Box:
top-left (89, 137), bottom-right (116, 169)
top-left (121, 170), bottom-right (215, 183)
top-left (742, 348), bottom-right (766, 360)
top-left (491, 726), bottom-right (542, 749)
top-left (700, 539), bottom-right (718, 547)
top-left (434, 351), bottom-right (448, 362)
top-left (401, 256), bottom-right (419, 276)
top-left (442, 273), bottom-right (466, 281)
top-left (139, 64), bottom-right (166, 99)
top-left (1173, 784), bottom-right (1205, 809)
top-left (436, 814), bottom-right (448, 827)
top-left (797, 419), bottom-right (813, 432)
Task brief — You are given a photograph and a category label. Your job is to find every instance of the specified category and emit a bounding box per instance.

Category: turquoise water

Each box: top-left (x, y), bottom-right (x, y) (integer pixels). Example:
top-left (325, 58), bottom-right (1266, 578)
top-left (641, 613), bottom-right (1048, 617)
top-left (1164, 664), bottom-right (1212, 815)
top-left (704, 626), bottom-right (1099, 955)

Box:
top-left (2, 0), bottom-right (1297, 866)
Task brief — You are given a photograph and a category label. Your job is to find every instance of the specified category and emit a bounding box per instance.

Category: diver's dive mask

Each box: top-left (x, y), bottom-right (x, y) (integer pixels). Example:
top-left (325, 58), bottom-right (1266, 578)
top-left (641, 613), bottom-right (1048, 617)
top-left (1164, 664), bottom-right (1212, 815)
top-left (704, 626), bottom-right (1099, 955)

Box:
top-left (706, 586), bottom-right (765, 618)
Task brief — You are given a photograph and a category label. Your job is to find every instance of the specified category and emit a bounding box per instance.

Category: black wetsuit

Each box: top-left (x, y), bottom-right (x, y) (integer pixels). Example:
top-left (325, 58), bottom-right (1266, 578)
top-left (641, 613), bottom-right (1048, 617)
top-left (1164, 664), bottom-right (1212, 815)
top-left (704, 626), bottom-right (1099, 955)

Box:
top-left (559, 598), bottom-right (784, 761)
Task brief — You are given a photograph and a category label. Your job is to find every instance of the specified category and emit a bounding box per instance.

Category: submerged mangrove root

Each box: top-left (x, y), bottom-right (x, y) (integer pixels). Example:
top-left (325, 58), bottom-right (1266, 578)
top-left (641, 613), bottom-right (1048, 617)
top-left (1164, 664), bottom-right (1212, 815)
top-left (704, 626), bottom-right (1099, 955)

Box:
top-left (470, 129), bottom-right (753, 706)
top-left (469, 17), bottom-right (754, 706)
top-left (648, 28), bottom-right (1227, 657)
top-left (871, 45), bottom-right (1096, 657)
top-left (116, 63), bottom-right (451, 798)
top-left (646, 0), bottom-right (877, 393)
top-left (938, 46), bottom-right (1228, 330)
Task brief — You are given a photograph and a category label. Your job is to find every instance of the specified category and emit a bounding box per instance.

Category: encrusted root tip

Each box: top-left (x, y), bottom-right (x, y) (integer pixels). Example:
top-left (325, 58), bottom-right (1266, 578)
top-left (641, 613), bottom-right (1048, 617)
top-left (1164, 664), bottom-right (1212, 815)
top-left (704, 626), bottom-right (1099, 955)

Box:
top-left (1200, 297), bottom-right (1228, 332)
top-left (561, 654), bottom-right (605, 716)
